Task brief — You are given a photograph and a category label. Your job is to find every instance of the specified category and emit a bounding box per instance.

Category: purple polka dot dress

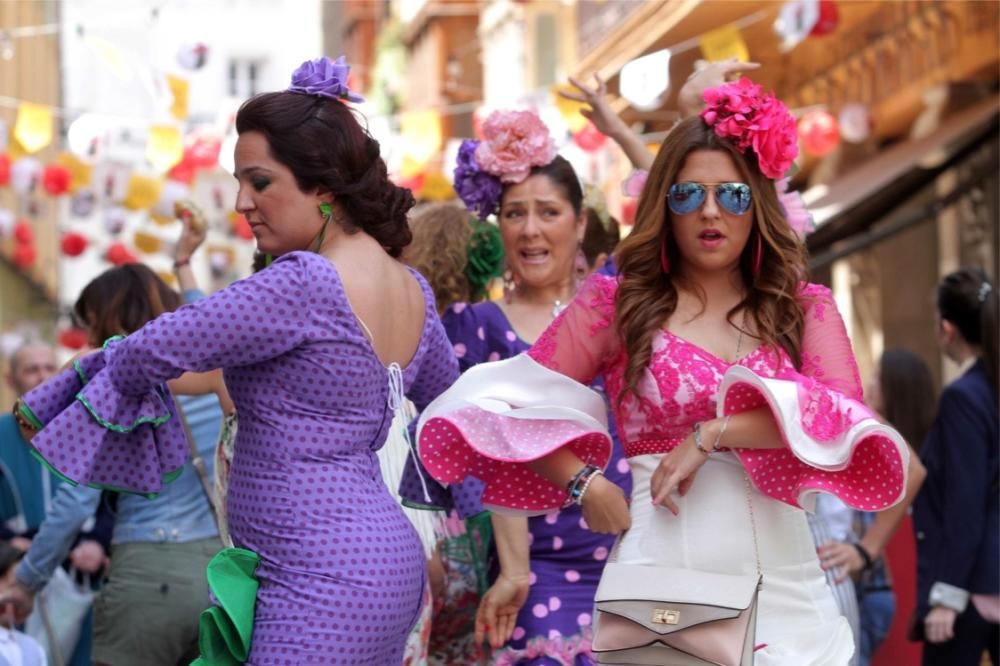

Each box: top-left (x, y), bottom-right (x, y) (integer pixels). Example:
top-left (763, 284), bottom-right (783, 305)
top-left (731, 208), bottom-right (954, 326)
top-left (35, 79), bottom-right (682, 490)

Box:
top-left (403, 301), bottom-right (631, 665)
top-left (27, 252), bottom-right (460, 665)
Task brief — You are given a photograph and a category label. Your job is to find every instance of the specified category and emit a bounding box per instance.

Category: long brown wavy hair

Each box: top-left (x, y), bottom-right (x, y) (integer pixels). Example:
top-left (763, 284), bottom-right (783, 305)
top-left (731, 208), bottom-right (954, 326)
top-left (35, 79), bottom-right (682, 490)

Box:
top-left (615, 117), bottom-right (808, 402)
top-left (403, 203), bottom-right (474, 314)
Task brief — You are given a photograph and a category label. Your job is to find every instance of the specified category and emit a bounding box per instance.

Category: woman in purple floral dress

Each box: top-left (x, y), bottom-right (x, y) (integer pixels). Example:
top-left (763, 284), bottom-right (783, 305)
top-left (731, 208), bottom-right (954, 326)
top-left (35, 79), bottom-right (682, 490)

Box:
top-left (402, 113), bottom-right (630, 665)
top-left (15, 57), bottom-right (459, 665)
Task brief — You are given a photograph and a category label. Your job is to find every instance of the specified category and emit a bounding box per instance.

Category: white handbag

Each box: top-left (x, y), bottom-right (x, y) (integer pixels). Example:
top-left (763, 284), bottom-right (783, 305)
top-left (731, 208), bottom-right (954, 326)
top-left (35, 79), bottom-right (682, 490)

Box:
top-left (24, 566), bottom-right (93, 666)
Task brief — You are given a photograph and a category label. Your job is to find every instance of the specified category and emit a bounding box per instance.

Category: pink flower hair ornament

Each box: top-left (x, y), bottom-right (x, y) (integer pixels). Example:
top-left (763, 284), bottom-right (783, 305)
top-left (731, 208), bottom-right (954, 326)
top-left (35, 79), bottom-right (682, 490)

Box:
top-left (475, 110), bottom-right (558, 183)
top-left (700, 78), bottom-right (798, 180)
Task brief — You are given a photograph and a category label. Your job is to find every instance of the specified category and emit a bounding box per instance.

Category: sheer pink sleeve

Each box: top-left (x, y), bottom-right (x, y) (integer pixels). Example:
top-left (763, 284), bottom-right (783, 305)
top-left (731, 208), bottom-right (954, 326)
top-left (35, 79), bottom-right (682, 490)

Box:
top-left (527, 272), bottom-right (620, 384)
top-left (414, 274), bottom-right (621, 516)
top-left (798, 283), bottom-right (863, 401)
top-left (721, 283), bottom-right (909, 512)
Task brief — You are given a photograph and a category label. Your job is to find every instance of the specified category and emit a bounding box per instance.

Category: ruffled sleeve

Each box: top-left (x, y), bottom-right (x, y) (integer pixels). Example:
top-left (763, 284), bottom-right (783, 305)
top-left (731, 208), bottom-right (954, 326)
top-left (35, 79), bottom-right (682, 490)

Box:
top-left (721, 284), bottom-right (909, 511)
top-left (22, 252), bottom-right (319, 496)
top-left (415, 275), bottom-right (621, 515)
top-left (21, 340), bottom-right (187, 497)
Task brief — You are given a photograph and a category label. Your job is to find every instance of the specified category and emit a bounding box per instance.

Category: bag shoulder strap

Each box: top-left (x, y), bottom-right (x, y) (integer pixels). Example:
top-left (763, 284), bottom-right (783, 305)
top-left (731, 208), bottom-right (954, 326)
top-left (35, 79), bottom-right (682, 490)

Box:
top-left (171, 395), bottom-right (221, 531)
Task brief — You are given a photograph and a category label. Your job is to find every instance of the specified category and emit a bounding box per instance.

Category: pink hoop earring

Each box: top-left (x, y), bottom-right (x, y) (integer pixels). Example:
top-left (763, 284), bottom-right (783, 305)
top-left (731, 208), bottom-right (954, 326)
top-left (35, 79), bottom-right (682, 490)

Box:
top-left (752, 234), bottom-right (763, 276)
top-left (660, 234), bottom-right (671, 274)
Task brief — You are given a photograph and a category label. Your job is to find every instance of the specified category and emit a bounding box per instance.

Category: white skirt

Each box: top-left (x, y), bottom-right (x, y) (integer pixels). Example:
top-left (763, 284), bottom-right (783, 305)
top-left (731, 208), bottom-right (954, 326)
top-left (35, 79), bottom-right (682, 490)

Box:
top-left (612, 452), bottom-right (855, 666)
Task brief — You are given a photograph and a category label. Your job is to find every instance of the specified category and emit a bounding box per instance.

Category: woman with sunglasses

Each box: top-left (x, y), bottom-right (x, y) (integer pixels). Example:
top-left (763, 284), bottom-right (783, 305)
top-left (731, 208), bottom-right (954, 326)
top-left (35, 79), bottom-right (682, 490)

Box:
top-left (413, 79), bottom-right (913, 664)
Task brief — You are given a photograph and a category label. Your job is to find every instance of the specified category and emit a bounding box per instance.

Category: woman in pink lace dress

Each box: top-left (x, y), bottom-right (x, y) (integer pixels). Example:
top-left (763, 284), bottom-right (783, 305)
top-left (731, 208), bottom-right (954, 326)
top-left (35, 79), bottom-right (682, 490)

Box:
top-left (414, 80), bottom-right (915, 664)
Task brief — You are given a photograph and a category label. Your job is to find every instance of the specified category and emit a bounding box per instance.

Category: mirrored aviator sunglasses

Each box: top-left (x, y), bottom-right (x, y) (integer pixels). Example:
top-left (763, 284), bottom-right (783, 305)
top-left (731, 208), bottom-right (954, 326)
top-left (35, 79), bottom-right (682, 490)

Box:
top-left (667, 182), bottom-right (753, 216)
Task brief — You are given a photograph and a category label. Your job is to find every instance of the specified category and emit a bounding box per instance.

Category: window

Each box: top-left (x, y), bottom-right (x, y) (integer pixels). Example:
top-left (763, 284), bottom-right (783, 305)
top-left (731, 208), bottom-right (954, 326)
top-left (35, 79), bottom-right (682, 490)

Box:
top-left (228, 59), bottom-right (262, 99)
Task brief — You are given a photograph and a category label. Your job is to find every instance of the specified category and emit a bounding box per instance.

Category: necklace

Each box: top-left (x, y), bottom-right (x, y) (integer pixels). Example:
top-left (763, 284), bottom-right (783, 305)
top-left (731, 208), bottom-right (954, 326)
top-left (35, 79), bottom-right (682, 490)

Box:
top-left (552, 300), bottom-right (568, 318)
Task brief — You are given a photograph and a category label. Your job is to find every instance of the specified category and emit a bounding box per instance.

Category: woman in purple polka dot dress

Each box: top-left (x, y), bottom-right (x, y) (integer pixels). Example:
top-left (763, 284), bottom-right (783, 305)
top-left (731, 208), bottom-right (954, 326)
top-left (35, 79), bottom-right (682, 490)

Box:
top-left (19, 57), bottom-right (460, 665)
top-left (402, 120), bottom-right (630, 665)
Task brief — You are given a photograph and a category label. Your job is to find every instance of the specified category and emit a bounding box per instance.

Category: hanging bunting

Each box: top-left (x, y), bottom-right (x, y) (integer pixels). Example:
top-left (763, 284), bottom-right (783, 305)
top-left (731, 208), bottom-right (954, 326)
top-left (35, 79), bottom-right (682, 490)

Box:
top-left (177, 43), bottom-right (210, 71)
top-left (552, 85), bottom-right (591, 134)
top-left (13, 103), bottom-right (53, 154)
top-left (166, 75), bottom-right (190, 121)
top-left (133, 230), bottom-right (163, 254)
top-left (399, 110), bottom-right (442, 175)
top-left (56, 152), bottom-right (94, 192)
top-left (106, 242), bottom-right (138, 265)
top-left (123, 173), bottom-right (164, 210)
top-left (0, 210), bottom-right (14, 238)
top-left (71, 190), bottom-right (97, 217)
top-left (61, 232), bottom-right (89, 257)
top-left (10, 158), bottom-right (42, 194)
top-left (620, 49), bottom-right (672, 111)
top-left (146, 125), bottom-right (184, 173)
top-left (699, 24), bottom-right (750, 63)
top-left (0, 118), bottom-right (7, 153)
top-left (799, 110), bottom-right (840, 156)
top-left (41, 165), bottom-right (73, 196)
top-left (774, 0), bottom-right (820, 52)
top-left (86, 36), bottom-right (132, 81)
top-left (103, 206), bottom-right (128, 235)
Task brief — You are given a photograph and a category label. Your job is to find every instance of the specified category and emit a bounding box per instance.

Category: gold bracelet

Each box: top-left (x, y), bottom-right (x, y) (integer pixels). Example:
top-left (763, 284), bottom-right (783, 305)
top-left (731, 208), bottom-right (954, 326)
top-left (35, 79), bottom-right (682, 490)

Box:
top-left (713, 415), bottom-right (732, 451)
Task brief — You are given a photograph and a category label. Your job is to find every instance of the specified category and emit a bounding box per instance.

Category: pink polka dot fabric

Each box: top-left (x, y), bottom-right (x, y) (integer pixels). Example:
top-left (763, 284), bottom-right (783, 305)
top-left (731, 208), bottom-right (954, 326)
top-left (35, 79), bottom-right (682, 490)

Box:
top-left (420, 406), bottom-right (611, 513)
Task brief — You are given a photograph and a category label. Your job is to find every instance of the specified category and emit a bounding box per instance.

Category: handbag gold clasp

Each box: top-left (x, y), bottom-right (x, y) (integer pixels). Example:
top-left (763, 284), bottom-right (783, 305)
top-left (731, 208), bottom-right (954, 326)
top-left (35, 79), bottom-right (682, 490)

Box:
top-left (652, 609), bottom-right (680, 625)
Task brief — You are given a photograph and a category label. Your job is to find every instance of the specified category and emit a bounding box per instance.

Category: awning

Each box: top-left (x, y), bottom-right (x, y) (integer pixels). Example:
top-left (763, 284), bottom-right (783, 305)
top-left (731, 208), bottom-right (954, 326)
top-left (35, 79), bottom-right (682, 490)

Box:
top-left (804, 95), bottom-right (998, 251)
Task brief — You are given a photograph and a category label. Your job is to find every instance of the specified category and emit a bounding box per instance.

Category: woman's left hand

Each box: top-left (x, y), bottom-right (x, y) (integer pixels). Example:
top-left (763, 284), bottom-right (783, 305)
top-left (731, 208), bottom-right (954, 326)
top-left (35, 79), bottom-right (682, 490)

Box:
top-left (650, 434), bottom-right (709, 514)
top-left (924, 606), bottom-right (958, 643)
top-left (817, 542), bottom-right (864, 583)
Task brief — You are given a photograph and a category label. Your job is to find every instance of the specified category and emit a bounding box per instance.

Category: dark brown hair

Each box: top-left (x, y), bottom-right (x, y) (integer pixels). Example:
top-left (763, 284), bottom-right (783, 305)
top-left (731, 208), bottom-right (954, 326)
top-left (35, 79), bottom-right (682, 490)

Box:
top-left (937, 267), bottom-right (998, 398)
top-left (236, 92), bottom-right (415, 257)
top-left (582, 209), bottom-right (620, 268)
top-left (500, 155), bottom-right (583, 216)
top-left (403, 203), bottom-right (473, 314)
top-left (75, 264), bottom-right (182, 346)
top-left (615, 117), bottom-right (807, 402)
top-left (879, 348), bottom-right (937, 451)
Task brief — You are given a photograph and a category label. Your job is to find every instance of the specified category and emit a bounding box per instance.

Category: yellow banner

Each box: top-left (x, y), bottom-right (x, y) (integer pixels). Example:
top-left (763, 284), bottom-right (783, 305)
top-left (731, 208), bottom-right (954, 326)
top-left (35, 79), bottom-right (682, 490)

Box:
top-left (167, 75), bottom-right (190, 121)
top-left (552, 85), bottom-right (590, 134)
top-left (133, 229), bottom-right (163, 254)
top-left (146, 125), bottom-right (184, 173)
top-left (400, 110), bottom-right (442, 169)
top-left (14, 103), bottom-right (53, 154)
top-left (699, 24), bottom-right (750, 63)
top-left (56, 152), bottom-right (93, 193)
top-left (123, 173), bottom-right (164, 211)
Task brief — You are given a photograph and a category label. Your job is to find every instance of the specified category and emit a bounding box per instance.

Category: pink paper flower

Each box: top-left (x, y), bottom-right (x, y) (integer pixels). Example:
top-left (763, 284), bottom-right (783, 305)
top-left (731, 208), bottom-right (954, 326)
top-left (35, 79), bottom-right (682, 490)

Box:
top-left (701, 78), bottom-right (798, 179)
top-left (475, 110), bottom-right (558, 184)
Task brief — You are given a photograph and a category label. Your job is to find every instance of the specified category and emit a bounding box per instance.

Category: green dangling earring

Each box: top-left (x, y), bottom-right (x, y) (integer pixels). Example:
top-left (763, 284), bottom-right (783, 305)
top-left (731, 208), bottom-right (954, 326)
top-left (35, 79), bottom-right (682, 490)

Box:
top-left (312, 202), bottom-right (334, 253)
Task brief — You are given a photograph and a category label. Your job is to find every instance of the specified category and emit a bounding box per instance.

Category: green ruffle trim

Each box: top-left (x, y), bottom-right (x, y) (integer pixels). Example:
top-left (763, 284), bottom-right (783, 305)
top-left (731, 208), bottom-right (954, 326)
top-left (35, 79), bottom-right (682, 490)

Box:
top-left (192, 547), bottom-right (261, 666)
top-left (102, 334), bottom-right (126, 349)
top-left (27, 448), bottom-right (183, 499)
top-left (16, 402), bottom-right (43, 431)
top-left (75, 390), bottom-right (172, 434)
top-left (73, 359), bottom-right (88, 386)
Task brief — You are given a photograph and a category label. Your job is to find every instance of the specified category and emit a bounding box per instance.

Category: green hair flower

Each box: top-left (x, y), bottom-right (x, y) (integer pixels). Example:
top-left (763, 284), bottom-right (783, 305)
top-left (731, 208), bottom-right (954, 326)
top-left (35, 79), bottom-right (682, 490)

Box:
top-left (465, 218), bottom-right (504, 301)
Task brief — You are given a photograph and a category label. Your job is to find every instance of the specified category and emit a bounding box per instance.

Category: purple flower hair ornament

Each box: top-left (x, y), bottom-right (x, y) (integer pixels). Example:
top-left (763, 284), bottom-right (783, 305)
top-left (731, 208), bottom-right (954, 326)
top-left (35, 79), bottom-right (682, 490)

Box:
top-left (453, 109), bottom-right (558, 219)
top-left (287, 55), bottom-right (364, 103)
top-left (454, 140), bottom-right (503, 219)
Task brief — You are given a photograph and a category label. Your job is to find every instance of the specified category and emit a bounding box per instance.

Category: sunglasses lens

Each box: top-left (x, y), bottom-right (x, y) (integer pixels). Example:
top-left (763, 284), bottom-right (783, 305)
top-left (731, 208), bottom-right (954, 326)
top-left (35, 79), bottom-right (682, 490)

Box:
top-left (717, 183), bottom-right (752, 215)
top-left (668, 183), bottom-right (706, 214)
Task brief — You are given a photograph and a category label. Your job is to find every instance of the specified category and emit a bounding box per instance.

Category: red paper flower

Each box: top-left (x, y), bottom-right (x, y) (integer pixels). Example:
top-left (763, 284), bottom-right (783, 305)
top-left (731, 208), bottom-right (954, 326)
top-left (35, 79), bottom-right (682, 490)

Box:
top-left (41, 164), bottom-right (72, 196)
top-left (232, 214), bottom-right (254, 240)
top-left (106, 242), bottom-right (137, 266)
top-left (573, 121), bottom-right (608, 152)
top-left (0, 154), bottom-right (10, 186)
top-left (58, 328), bottom-right (89, 350)
top-left (61, 232), bottom-right (89, 257)
top-left (13, 244), bottom-right (36, 268)
top-left (13, 221), bottom-right (33, 245)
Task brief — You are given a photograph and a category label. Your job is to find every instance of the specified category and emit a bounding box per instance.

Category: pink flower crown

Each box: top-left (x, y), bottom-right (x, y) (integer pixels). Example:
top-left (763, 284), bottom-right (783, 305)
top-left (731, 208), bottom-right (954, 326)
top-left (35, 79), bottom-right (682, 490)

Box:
top-left (700, 78), bottom-right (798, 180)
top-left (454, 109), bottom-right (559, 218)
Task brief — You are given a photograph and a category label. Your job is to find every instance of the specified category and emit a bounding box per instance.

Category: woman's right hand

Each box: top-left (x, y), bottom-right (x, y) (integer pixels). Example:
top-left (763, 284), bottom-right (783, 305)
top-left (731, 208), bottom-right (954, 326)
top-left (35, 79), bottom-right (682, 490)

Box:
top-left (175, 203), bottom-right (208, 264)
top-left (581, 475), bottom-right (631, 534)
top-left (475, 572), bottom-right (530, 649)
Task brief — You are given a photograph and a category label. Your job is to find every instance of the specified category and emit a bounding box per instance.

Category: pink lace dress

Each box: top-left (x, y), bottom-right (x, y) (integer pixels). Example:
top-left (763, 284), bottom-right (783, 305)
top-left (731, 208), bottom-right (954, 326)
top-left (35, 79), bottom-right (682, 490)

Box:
top-left (415, 274), bottom-right (910, 665)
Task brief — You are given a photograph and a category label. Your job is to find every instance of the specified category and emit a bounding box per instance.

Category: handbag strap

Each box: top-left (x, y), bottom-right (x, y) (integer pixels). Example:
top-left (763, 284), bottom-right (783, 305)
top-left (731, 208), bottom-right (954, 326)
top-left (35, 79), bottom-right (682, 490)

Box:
top-left (171, 395), bottom-right (222, 536)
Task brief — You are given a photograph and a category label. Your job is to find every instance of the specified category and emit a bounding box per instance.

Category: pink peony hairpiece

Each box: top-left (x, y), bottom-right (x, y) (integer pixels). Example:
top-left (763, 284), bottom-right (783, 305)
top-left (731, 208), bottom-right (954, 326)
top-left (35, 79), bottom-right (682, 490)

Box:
top-left (700, 78), bottom-right (798, 180)
top-left (474, 110), bottom-right (558, 184)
